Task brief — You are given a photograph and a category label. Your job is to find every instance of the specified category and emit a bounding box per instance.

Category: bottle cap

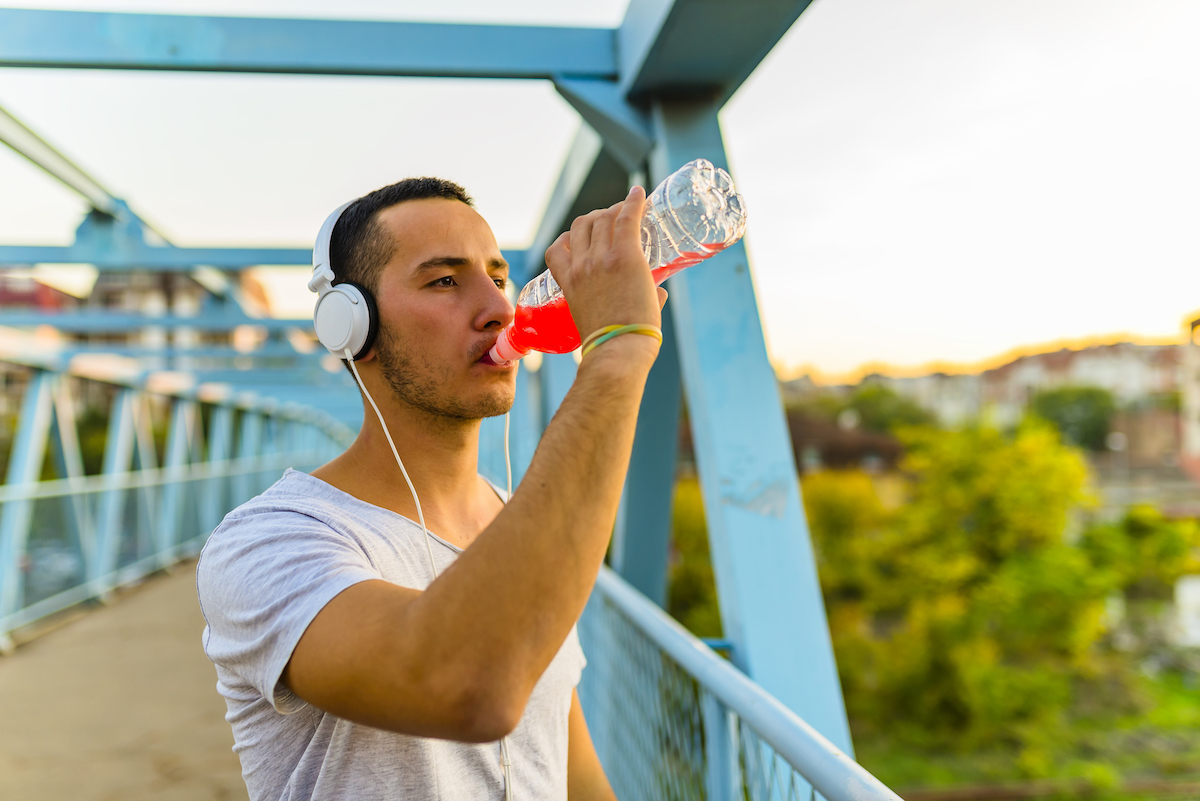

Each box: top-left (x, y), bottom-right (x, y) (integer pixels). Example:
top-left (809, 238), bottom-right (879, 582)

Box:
top-left (489, 329), bottom-right (526, 364)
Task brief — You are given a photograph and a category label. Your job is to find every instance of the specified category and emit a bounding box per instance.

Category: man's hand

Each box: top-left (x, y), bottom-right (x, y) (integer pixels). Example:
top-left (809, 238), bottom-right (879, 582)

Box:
top-left (545, 186), bottom-right (665, 350)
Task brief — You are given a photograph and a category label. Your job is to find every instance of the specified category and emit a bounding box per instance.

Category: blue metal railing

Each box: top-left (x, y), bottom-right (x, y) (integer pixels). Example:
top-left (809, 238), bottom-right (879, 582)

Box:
top-left (579, 567), bottom-right (903, 801)
top-left (0, 362), bottom-right (353, 651)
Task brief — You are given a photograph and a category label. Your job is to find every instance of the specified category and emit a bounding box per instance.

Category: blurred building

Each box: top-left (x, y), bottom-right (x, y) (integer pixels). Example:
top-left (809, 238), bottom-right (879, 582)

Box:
top-left (1182, 314), bottom-right (1200, 484)
top-left (853, 343), bottom-right (1181, 429)
top-left (781, 340), bottom-right (1200, 512)
top-left (980, 342), bottom-right (1180, 428)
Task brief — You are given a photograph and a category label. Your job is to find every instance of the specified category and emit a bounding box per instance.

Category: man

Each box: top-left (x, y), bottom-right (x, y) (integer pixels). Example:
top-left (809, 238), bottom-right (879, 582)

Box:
top-left (196, 176), bottom-right (666, 799)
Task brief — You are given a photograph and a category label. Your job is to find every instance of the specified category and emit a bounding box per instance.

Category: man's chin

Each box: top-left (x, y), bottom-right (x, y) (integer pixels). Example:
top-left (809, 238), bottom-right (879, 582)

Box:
top-left (475, 392), bottom-right (516, 419)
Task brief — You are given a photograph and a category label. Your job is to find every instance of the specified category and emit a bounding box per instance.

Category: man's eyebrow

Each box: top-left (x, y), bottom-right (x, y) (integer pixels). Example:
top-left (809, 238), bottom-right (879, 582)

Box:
top-left (412, 256), bottom-right (509, 274)
top-left (413, 257), bottom-right (470, 274)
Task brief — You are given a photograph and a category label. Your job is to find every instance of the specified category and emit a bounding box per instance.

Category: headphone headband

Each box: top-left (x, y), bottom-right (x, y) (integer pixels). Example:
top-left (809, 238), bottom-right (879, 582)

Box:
top-left (309, 199), bottom-right (355, 295)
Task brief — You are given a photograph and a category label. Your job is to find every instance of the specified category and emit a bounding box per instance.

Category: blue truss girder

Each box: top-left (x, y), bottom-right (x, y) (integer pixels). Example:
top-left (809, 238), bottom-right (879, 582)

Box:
top-left (552, 78), bottom-right (653, 173)
top-left (0, 9), bottom-right (616, 79)
top-left (650, 98), bottom-right (853, 758)
top-left (0, 310), bottom-right (313, 333)
top-left (618, 0), bottom-right (816, 104)
top-left (0, 244), bottom-right (311, 270)
top-left (0, 245), bottom-right (526, 272)
top-left (0, 102), bottom-right (123, 217)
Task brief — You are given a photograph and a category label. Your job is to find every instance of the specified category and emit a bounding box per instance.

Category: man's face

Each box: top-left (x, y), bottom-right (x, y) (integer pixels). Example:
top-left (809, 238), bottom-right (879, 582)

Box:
top-left (367, 198), bottom-right (517, 420)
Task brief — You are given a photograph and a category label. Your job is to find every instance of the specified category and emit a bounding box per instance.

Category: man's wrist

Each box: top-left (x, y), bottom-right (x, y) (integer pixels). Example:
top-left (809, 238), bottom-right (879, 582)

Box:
top-left (575, 332), bottom-right (660, 378)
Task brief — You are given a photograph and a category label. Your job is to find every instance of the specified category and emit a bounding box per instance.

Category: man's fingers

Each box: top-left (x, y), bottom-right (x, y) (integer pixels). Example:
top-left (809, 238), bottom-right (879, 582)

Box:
top-left (612, 185), bottom-right (646, 250)
top-left (544, 231), bottom-right (571, 277)
top-left (590, 210), bottom-right (615, 260)
top-left (657, 287), bottom-right (668, 310)
top-left (569, 211), bottom-right (596, 258)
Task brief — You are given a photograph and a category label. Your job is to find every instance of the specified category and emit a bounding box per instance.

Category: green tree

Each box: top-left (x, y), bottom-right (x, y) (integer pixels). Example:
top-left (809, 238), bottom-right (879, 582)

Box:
top-left (667, 478), bottom-right (722, 638)
top-left (1080, 505), bottom-right (1200, 601)
top-left (1030, 386), bottom-right (1115, 451)
top-left (848, 383), bottom-right (936, 434)
top-left (785, 383), bottom-right (935, 434)
top-left (804, 422), bottom-right (1116, 751)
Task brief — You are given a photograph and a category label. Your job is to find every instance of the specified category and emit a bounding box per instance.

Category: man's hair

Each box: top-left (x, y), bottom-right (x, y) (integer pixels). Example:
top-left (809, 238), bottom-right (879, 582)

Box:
top-left (329, 177), bottom-right (474, 295)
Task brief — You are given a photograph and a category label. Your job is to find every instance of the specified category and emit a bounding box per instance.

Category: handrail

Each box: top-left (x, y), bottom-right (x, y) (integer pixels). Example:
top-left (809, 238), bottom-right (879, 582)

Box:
top-left (594, 567), bottom-right (903, 801)
top-left (0, 450), bottom-right (326, 503)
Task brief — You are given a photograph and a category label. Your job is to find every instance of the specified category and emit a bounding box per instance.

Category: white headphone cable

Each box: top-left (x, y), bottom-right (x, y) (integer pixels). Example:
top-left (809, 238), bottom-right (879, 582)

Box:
top-left (500, 406), bottom-right (514, 801)
top-left (345, 348), bottom-right (516, 801)
top-left (345, 349), bottom-right (438, 576)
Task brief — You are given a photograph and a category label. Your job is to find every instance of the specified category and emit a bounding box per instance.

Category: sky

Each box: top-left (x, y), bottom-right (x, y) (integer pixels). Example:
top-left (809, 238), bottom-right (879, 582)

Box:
top-left (1, 0), bottom-right (1199, 381)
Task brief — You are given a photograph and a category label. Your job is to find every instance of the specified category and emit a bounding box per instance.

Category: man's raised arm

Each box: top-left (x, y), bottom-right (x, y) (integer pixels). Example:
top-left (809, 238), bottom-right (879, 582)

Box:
top-left (283, 186), bottom-right (664, 741)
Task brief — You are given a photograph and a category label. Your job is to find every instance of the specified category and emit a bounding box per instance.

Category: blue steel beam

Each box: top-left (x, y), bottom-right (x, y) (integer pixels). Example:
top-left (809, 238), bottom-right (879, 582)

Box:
top-left (156, 398), bottom-right (198, 565)
top-left (56, 343), bottom-right (318, 359)
top-left (608, 301), bottom-right (682, 608)
top-left (0, 371), bottom-right (55, 652)
top-left (552, 79), bottom-right (653, 173)
top-left (0, 245), bottom-right (525, 271)
top-left (650, 98), bottom-right (853, 758)
top-left (617, 0), bottom-right (816, 104)
top-left (92, 388), bottom-right (137, 599)
top-left (0, 102), bottom-right (123, 218)
top-left (0, 244), bottom-right (310, 269)
top-left (0, 311), bottom-right (313, 333)
top-left (0, 9), bottom-right (616, 79)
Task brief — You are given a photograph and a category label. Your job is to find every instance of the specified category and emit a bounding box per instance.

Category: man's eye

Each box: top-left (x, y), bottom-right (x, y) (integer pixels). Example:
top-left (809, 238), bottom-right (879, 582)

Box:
top-left (494, 278), bottom-right (507, 289)
top-left (433, 276), bottom-right (455, 287)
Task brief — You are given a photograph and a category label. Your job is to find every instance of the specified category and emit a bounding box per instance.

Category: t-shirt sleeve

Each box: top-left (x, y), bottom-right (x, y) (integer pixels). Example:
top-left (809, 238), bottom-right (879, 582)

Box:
top-left (196, 508), bottom-right (380, 714)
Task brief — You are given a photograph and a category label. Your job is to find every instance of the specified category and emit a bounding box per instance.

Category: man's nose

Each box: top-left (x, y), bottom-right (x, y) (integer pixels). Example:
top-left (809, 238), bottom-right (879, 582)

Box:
top-left (477, 276), bottom-right (515, 330)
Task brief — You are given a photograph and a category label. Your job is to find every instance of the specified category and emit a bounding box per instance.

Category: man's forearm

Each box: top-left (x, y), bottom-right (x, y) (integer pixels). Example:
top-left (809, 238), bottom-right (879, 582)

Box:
top-left (406, 336), bottom-right (659, 707)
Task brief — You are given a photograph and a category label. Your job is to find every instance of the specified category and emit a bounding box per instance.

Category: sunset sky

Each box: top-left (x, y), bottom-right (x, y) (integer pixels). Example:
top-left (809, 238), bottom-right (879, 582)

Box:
top-left (1, 0), bottom-right (1198, 381)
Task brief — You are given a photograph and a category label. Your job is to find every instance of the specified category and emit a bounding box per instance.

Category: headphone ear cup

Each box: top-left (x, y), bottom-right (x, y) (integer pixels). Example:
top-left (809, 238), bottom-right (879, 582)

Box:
top-left (313, 281), bottom-right (376, 360)
top-left (341, 281), bottom-right (379, 361)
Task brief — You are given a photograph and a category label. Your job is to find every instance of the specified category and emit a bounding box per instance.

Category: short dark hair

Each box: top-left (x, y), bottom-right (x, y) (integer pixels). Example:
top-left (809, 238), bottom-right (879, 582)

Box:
top-left (329, 177), bottom-right (474, 294)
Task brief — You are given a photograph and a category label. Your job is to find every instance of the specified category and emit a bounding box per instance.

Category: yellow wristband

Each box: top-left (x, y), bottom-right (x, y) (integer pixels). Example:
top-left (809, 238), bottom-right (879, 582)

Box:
top-left (580, 324), bottom-right (627, 352)
top-left (580, 324), bottom-right (663, 359)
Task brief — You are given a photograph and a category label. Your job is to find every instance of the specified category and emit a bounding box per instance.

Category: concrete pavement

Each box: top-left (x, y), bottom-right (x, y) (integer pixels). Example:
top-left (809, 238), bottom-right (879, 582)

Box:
top-left (0, 561), bottom-right (248, 801)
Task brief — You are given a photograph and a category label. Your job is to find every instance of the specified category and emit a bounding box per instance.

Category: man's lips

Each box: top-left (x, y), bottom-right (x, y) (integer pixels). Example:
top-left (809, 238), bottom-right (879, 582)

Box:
top-left (475, 340), bottom-right (509, 366)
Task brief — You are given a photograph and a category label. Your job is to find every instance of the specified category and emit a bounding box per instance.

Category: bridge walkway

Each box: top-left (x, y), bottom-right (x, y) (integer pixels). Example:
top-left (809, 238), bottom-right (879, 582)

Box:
top-left (0, 561), bottom-right (246, 801)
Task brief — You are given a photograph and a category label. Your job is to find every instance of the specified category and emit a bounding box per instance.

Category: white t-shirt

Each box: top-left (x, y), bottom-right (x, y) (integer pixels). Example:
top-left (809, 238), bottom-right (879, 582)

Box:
top-left (196, 468), bottom-right (586, 801)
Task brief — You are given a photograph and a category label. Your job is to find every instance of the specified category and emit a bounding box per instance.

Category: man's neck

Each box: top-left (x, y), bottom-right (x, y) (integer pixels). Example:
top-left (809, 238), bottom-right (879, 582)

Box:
top-left (311, 399), bottom-right (499, 545)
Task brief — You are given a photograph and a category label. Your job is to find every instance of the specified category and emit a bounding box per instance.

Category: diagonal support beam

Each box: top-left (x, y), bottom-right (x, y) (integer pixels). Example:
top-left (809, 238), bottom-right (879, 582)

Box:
top-left (618, 0), bottom-right (816, 105)
top-left (0, 371), bottom-right (56, 651)
top-left (0, 103), bottom-right (122, 218)
top-left (553, 78), bottom-right (653, 173)
top-left (650, 99), bottom-right (853, 758)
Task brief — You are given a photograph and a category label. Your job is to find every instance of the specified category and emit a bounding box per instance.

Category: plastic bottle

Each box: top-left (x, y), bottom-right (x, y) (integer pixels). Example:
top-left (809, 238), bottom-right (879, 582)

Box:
top-left (487, 158), bottom-right (747, 364)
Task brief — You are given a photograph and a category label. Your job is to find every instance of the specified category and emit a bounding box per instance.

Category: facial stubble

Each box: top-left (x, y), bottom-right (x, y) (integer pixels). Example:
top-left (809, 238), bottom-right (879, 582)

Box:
top-left (374, 326), bottom-right (513, 422)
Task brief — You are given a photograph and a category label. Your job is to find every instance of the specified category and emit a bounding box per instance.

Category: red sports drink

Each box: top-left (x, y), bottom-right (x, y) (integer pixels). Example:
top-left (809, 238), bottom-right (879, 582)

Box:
top-left (487, 159), bottom-right (745, 365)
top-left (492, 246), bottom-right (727, 359)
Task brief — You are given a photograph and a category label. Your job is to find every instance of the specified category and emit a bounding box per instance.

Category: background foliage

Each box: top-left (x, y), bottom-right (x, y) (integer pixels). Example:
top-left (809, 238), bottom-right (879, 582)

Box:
top-left (668, 416), bottom-right (1200, 788)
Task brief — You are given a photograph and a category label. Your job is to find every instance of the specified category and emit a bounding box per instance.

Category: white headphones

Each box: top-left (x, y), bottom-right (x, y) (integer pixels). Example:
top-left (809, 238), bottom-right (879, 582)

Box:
top-left (309, 200), bottom-right (379, 360)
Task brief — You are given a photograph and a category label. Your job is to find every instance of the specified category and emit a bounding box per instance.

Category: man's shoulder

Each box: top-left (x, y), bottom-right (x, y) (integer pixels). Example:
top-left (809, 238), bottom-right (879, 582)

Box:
top-left (198, 470), bottom-right (363, 573)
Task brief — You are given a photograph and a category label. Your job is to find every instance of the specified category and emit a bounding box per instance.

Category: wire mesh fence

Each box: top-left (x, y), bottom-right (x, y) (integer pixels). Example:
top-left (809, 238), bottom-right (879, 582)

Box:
top-left (579, 567), bottom-right (902, 801)
top-left (578, 581), bottom-right (811, 800)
